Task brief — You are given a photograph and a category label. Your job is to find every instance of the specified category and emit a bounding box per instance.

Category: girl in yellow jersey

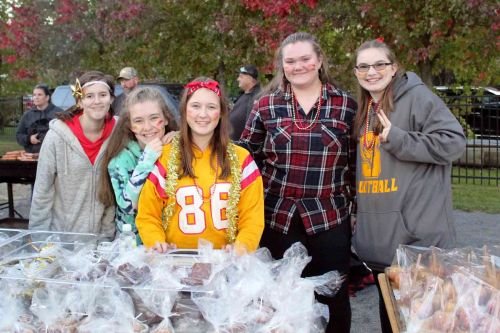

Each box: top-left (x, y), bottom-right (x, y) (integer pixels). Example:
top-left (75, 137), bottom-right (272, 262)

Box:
top-left (136, 77), bottom-right (264, 253)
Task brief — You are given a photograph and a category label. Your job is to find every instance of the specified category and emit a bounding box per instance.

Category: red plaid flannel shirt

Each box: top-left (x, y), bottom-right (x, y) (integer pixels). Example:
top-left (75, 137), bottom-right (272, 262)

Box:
top-left (240, 83), bottom-right (357, 235)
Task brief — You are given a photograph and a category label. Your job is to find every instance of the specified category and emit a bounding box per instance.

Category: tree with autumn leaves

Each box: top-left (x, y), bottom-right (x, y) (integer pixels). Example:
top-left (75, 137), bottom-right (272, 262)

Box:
top-left (1, 0), bottom-right (498, 96)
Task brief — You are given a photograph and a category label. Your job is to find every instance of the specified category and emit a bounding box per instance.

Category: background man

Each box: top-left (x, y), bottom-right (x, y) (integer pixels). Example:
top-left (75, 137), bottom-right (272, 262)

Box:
top-left (113, 67), bottom-right (139, 115)
top-left (229, 65), bottom-right (261, 141)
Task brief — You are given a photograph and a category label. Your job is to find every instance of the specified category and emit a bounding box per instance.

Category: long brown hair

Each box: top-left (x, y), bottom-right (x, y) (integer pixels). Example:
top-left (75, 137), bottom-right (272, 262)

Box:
top-left (262, 31), bottom-right (332, 95)
top-left (98, 86), bottom-right (178, 207)
top-left (57, 70), bottom-right (116, 120)
top-left (178, 77), bottom-right (231, 179)
top-left (353, 40), bottom-right (404, 137)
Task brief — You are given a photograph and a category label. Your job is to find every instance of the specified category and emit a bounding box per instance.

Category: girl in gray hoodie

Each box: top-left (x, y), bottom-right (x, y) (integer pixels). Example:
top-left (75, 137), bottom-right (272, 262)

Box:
top-left (29, 71), bottom-right (117, 240)
top-left (351, 39), bottom-right (466, 333)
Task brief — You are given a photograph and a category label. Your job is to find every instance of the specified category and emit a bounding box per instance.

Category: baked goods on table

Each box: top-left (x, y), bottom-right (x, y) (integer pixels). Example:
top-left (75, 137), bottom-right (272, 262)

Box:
top-left (0, 150), bottom-right (38, 161)
top-left (386, 245), bottom-right (499, 333)
top-left (0, 235), bottom-right (342, 332)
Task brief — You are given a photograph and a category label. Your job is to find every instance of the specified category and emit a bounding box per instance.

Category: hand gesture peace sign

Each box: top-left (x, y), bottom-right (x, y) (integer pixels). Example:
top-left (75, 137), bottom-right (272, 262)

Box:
top-left (376, 108), bottom-right (391, 142)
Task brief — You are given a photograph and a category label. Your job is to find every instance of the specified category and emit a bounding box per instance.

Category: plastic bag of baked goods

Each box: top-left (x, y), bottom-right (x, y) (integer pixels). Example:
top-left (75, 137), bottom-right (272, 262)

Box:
top-left (192, 247), bottom-right (274, 330)
top-left (77, 316), bottom-right (149, 333)
top-left (57, 244), bottom-right (113, 282)
top-left (258, 243), bottom-right (328, 332)
top-left (72, 278), bottom-right (139, 332)
top-left (129, 258), bottom-right (184, 326)
top-left (386, 245), bottom-right (499, 333)
top-left (0, 279), bottom-right (37, 332)
top-left (192, 242), bottom-right (332, 332)
top-left (30, 283), bottom-right (85, 331)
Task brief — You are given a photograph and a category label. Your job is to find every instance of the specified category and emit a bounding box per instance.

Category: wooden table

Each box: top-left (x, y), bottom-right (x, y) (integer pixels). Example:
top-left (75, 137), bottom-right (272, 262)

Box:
top-left (0, 159), bottom-right (37, 223)
top-left (378, 273), bottom-right (403, 333)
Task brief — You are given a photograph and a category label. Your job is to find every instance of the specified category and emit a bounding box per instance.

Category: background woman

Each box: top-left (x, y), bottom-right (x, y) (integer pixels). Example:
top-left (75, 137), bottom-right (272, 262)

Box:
top-left (351, 39), bottom-right (466, 332)
top-left (29, 71), bottom-right (117, 240)
top-left (136, 77), bottom-right (264, 253)
top-left (239, 32), bottom-right (357, 333)
top-left (99, 87), bottom-right (178, 244)
top-left (16, 84), bottom-right (63, 153)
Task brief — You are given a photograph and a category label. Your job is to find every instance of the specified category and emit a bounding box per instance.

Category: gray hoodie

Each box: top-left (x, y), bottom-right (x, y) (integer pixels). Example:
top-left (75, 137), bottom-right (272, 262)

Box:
top-left (352, 72), bottom-right (466, 270)
top-left (29, 118), bottom-right (116, 240)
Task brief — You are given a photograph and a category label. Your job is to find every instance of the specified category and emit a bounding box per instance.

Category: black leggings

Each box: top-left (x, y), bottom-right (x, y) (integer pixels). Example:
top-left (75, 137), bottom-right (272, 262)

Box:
top-left (260, 214), bottom-right (351, 333)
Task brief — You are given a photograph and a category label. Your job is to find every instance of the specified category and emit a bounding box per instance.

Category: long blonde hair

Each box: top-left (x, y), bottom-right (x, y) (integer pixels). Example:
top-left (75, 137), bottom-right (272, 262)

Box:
top-left (98, 87), bottom-right (178, 207)
top-left (353, 40), bottom-right (404, 137)
top-left (178, 77), bottom-right (231, 179)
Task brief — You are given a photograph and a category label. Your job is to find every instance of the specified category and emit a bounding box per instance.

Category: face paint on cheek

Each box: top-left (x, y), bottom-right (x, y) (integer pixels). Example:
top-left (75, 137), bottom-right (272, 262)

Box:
top-left (130, 123), bottom-right (142, 134)
top-left (305, 63), bottom-right (317, 71)
top-left (153, 118), bottom-right (165, 129)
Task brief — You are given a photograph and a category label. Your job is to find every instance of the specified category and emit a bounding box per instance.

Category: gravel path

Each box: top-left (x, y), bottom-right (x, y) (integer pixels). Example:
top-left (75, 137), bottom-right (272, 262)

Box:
top-left (1, 184), bottom-right (499, 332)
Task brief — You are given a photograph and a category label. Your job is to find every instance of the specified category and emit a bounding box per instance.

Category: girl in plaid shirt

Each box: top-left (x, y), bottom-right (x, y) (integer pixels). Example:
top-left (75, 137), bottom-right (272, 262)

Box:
top-left (240, 32), bottom-right (357, 333)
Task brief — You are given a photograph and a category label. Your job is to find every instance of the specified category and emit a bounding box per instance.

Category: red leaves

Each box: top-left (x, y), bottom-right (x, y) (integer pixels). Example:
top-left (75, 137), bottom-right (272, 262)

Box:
top-left (14, 68), bottom-right (34, 80)
top-left (2, 5), bottom-right (40, 57)
top-left (242, 0), bottom-right (317, 18)
top-left (55, 0), bottom-right (87, 24)
top-left (6, 55), bottom-right (16, 64)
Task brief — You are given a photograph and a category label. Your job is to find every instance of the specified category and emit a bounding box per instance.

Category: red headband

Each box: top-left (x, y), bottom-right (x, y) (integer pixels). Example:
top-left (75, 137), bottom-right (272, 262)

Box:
top-left (185, 81), bottom-right (221, 97)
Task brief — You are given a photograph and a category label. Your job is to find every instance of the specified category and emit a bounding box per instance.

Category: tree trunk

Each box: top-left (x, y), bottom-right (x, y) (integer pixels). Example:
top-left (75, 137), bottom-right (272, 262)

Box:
top-left (216, 62), bottom-right (226, 88)
top-left (418, 60), bottom-right (433, 87)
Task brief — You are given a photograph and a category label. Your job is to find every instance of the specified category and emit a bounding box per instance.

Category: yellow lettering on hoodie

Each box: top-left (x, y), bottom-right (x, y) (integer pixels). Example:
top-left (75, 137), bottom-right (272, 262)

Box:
top-left (357, 178), bottom-right (399, 194)
top-left (390, 178), bottom-right (398, 191)
top-left (384, 179), bottom-right (390, 192)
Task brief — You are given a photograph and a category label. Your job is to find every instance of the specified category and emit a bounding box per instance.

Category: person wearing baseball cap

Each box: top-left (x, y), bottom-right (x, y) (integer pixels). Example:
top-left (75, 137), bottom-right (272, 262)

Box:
top-left (229, 65), bottom-right (261, 141)
top-left (114, 67), bottom-right (140, 115)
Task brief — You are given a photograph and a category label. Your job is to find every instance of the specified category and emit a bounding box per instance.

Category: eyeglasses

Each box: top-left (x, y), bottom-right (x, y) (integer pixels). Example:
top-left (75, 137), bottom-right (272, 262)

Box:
top-left (354, 62), bottom-right (393, 73)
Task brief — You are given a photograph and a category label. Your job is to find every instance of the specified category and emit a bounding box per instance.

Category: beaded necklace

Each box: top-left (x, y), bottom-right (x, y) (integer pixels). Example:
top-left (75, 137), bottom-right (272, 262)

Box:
top-left (291, 85), bottom-right (323, 131)
top-left (363, 98), bottom-right (382, 150)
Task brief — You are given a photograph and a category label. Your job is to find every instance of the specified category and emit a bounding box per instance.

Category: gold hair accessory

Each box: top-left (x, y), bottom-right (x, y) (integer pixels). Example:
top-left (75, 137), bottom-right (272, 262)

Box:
top-left (71, 78), bottom-right (83, 101)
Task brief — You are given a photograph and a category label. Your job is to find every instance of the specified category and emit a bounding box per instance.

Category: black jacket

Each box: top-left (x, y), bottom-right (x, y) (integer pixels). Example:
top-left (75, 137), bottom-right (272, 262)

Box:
top-left (229, 84), bottom-right (261, 141)
top-left (16, 103), bottom-right (62, 153)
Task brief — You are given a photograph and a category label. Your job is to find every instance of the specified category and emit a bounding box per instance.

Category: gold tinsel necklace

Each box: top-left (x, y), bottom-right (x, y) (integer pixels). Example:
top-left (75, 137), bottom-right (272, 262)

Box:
top-left (161, 134), bottom-right (241, 244)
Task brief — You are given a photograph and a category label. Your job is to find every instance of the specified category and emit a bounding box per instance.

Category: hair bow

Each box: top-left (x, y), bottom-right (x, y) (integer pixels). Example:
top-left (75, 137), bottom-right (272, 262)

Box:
top-left (71, 78), bottom-right (83, 100)
top-left (185, 80), bottom-right (221, 97)
top-left (376, 37), bottom-right (384, 43)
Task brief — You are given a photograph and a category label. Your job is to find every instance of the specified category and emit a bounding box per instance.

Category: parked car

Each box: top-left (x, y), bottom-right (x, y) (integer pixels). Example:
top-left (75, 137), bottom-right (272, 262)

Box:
top-left (22, 94), bottom-right (34, 112)
top-left (51, 84), bottom-right (124, 112)
top-left (52, 83), bottom-right (181, 122)
top-left (435, 86), bottom-right (500, 138)
top-left (145, 82), bottom-right (184, 102)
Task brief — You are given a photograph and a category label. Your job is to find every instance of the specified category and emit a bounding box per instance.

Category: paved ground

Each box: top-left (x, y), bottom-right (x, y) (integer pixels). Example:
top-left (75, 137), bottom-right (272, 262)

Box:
top-left (1, 184), bottom-right (499, 332)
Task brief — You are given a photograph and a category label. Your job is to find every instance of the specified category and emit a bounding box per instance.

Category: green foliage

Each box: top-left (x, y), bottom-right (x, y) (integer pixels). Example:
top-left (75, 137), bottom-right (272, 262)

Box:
top-left (1, 0), bottom-right (498, 97)
top-left (346, 0), bottom-right (499, 86)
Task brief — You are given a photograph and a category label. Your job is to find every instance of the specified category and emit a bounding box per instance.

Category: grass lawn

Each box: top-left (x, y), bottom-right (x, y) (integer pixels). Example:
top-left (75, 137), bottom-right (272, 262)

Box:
top-left (452, 167), bottom-right (500, 213)
top-left (0, 136), bottom-right (22, 155)
top-left (452, 183), bottom-right (500, 214)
